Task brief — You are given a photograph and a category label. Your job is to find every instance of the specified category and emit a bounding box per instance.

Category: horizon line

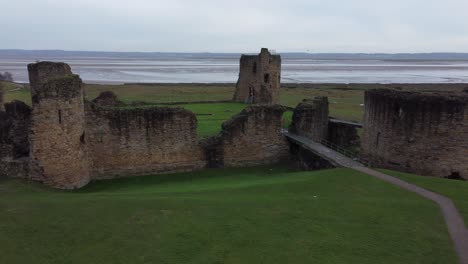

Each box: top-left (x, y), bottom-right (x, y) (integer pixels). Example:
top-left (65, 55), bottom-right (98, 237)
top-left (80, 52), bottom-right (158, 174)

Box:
top-left (2, 49), bottom-right (468, 55)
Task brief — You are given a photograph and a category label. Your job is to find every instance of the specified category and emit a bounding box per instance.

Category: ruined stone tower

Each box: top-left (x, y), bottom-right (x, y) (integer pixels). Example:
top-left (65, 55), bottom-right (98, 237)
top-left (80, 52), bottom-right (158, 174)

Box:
top-left (361, 89), bottom-right (468, 180)
top-left (28, 62), bottom-right (90, 189)
top-left (233, 48), bottom-right (281, 104)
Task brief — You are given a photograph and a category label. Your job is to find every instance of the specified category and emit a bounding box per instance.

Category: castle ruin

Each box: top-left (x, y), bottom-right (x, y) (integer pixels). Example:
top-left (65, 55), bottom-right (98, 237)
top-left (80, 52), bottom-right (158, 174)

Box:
top-left (233, 48), bottom-right (281, 104)
top-left (1, 57), bottom-right (467, 189)
top-left (361, 89), bottom-right (468, 179)
top-left (0, 62), bottom-right (292, 189)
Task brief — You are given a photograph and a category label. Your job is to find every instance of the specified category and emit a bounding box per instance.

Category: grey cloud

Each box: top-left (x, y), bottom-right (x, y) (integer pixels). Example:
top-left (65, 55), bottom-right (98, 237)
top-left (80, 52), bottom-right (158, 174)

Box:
top-left (1, 0), bottom-right (468, 52)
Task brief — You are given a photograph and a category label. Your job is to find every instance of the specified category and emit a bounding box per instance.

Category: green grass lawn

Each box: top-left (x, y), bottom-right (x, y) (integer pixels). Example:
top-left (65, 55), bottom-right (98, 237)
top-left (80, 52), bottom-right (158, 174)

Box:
top-left (380, 169), bottom-right (468, 227)
top-left (167, 102), bottom-right (248, 138)
top-left (85, 83), bottom-right (235, 104)
top-left (1, 82), bottom-right (365, 122)
top-left (280, 87), bottom-right (364, 122)
top-left (1, 81), bottom-right (31, 104)
top-left (158, 102), bottom-right (293, 138)
top-left (0, 167), bottom-right (456, 264)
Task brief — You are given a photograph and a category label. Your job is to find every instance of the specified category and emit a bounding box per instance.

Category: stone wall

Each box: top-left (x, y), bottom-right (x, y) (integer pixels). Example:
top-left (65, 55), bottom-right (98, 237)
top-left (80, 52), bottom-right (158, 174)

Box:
top-left (0, 82), bottom-right (4, 111)
top-left (85, 104), bottom-right (206, 179)
top-left (0, 101), bottom-right (31, 178)
top-left (328, 121), bottom-right (360, 148)
top-left (289, 97), bottom-right (329, 141)
top-left (28, 62), bottom-right (90, 189)
top-left (233, 48), bottom-right (281, 104)
top-left (362, 89), bottom-right (468, 179)
top-left (205, 105), bottom-right (289, 167)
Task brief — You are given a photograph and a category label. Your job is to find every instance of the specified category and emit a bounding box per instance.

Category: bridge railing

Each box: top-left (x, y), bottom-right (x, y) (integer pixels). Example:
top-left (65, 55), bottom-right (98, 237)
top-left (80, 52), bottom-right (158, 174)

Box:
top-left (282, 129), bottom-right (370, 167)
top-left (316, 137), bottom-right (370, 167)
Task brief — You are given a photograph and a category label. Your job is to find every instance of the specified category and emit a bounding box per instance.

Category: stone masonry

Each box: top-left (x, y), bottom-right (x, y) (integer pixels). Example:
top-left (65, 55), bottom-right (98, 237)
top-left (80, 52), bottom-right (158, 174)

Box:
top-left (0, 61), bottom-right (293, 189)
top-left (0, 61), bottom-right (368, 189)
top-left (0, 82), bottom-right (4, 111)
top-left (0, 101), bottom-right (31, 178)
top-left (289, 97), bottom-right (329, 141)
top-left (28, 62), bottom-right (90, 189)
top-left (328, 121), bottom-right (360, 148)
top-left (85, 103), bottom-right (205, 179)
top-left (361, 89), bottom-right (468, 179)
top-left (233, 48), bottom-right (281, 104)
top-left (204, 105), bottom-right (289, 167)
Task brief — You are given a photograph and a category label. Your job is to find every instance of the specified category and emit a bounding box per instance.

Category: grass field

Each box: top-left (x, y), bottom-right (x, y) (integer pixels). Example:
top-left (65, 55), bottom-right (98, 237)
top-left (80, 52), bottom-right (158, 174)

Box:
top-left (1, 81), bottom-right (30, 104)
top-left (2, 82), bottom-right (365, 121)
top-left (157, 102), bottom-right (293, 138)
top-left (0, 167), bottom-right (456, 264)
top-left (172, 102), bottom-right (249, 137)
top-left (88, 84), bottom-right (364, 122)
top-left (381, 169), bottom-right (468, 227)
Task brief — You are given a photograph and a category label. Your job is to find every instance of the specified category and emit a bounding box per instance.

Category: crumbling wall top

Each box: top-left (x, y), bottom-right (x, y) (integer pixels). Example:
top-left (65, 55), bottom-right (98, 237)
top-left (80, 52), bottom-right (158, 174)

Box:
top-left (367, 88), bottom-right (468, 103)
top-left (28, 61), bottom-right (72, 89)
top-left (90, 105), bottom-right (197, 132)
top-left (92, 91), bottom-right (123, 107)
top-left (289, 97), bottom-right (329, 141)
top-left (239, 49), bottom-right (281, 63)
top-left (294, 97), bottom-right (328, 110)
top-left (27, 62), bottom-right (81, 104)
top-left (221, 105), bottom-right (285, 135)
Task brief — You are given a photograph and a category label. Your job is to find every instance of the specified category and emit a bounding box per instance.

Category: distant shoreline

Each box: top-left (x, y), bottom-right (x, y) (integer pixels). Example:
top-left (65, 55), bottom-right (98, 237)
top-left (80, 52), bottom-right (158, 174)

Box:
top-left (3, 49), bottom-right (468, 60)
top-left (104, 82), bottom-right (468, 90)
top-left (7, 81), bottom-right (468, 89)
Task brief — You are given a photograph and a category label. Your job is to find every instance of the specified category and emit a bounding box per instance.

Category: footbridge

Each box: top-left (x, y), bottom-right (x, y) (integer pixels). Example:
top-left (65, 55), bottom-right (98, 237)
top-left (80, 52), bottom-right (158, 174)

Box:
top-left (329, 118), bottom-right (363, 128)
top-left (283, 130), bottom-right (364, 167)
top-left (283, 130), bottom-right (468, 264)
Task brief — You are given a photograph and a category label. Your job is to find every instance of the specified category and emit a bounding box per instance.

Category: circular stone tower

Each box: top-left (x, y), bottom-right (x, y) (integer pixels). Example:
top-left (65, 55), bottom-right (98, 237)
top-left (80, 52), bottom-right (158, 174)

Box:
top-left (28, 62), bottom-right (90, 189)
top-left (361, 88), bottom-right (468, 179)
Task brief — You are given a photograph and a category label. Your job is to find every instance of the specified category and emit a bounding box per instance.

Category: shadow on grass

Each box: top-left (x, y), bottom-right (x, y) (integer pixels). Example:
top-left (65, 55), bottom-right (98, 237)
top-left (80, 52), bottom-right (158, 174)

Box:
top-left (78, 165), bottom-right (297, 193)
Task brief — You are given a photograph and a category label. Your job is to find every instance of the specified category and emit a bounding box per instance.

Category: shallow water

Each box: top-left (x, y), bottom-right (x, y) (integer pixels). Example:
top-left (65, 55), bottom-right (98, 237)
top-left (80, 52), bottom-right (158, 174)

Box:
top-left (1, 55), bottom-right (468, 84)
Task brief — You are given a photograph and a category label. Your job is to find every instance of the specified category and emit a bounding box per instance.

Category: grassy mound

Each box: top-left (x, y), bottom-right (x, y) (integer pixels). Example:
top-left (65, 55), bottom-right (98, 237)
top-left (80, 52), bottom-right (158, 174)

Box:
top-left (0, 167), bottom-right (456, 263)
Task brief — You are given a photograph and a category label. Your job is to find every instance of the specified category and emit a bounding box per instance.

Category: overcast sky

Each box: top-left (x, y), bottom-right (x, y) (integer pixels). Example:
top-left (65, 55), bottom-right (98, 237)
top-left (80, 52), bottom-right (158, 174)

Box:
top-left (2, 0), bottom-right (468, 53)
